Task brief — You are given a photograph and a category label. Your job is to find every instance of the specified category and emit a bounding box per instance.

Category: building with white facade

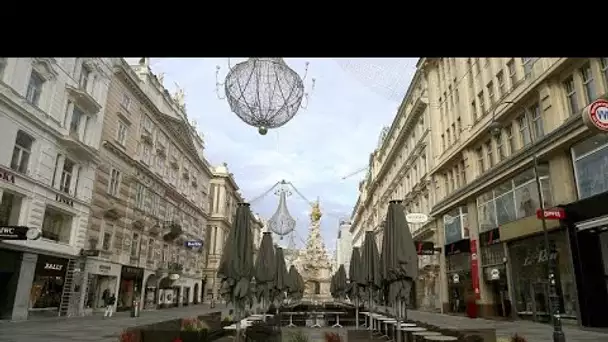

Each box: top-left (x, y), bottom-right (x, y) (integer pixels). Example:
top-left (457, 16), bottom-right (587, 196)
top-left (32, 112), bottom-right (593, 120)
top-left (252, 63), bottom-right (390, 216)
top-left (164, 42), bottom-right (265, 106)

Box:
top-left (0, 58), bottom-right (114, 320)
top-left (335, 219), bottom-right (352, 276)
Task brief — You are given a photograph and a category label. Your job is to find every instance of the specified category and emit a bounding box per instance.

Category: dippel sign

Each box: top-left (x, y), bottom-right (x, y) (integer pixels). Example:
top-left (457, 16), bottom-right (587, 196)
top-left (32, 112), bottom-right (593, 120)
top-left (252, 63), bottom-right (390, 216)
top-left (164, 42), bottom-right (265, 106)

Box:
top-left (536, 208), bottom-right (566, 220)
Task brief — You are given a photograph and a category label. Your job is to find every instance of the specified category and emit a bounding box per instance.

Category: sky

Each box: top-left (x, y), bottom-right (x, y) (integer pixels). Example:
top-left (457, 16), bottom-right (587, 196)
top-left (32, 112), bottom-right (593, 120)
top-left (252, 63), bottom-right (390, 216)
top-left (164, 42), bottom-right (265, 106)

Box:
top-left (129, 58), bottom-right (417, 252)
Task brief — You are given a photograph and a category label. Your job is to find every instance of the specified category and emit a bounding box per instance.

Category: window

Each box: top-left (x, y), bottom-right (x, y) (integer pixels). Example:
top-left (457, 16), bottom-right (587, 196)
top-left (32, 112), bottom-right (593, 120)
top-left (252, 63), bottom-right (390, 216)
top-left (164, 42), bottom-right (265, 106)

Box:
top-left (116, 121), bottom-right (127, 145)
top-left (11, 131), bottom-right (34, 174)
top-left (505, 125), bottom-right (515, 154)
top-left (121, 94), bottom-right (131, 111)
top-left (456, 117), bottom-right (462, 133)
top-left (487, 81), bottom-right (495, 104)
top-left (26, 71), bottom-right (44, 106)
top-left (476, 147), bottom-right (485, 173)
top-left (496, 71), bottom-right (505, 96)
top-left (41, 207), bottom-right (71, 243)
top-left (142, 144), bottom-right (151, 165)
top-left (135, 183), bottom-right (145, 209)
top-left (446, 128), bottom-right (451, 145)
top-left (496, 133), bottom-right (506, 161)
top-left (477, 92), bottom-right (485, 115)
top-left (142, 115), bottom-right (153, 133)
top-left (147, 238), bottom-right (154, 260)
top-left (601, 58), bottom-right (608, 86)
top-left (60, 158), bottom-right (75, 194)
top-left (518, 114), bottom-right (531, 146)
top-left (507, 59), bottom-right (517, 86)
top-left (79, 64), bottom-right (91, 90)
top-left (471, 100), bottom-right (478, 121)
top-left (108, 168), bottom-right (121, 196)
top-left (460, 160), bottom-right (467, 185)
top-left (0, 58), bottom-right (6, 79)
top-left (486, 140), bottom-right (494, 167)
top-left (70, 106), bottom-right (84, 136)
top-left (522, 58), bottom-right (535, 78)
top-left (580, 63), bottom-right (597, 103)
top-left (529, 103), bottom-right (544, 139)
top-left (131, 233), bottom-right (140, 257)
top-left (101, 223), bottom-right (114, 251)
top-left (441, 134), bottom-right (446, 151)
top-left (563, 76), bottom-right (579, 116)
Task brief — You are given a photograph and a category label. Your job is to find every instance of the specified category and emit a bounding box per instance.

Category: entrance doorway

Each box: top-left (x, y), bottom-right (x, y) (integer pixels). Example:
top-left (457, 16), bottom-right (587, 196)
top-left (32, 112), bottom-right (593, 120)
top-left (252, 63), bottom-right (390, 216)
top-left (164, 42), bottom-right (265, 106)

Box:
top-left (0, 249), bottom-right (21, 319)
top-left (85, 274), bottom-right (117, 312)
top-left (183, 287), bottom-right (190, 306)
top-left (172, 286), bottom-right (181, 307)
top-left (489, 280), bottom-right (511, 318)
top-left (193, 283), bottom-right (199, 304)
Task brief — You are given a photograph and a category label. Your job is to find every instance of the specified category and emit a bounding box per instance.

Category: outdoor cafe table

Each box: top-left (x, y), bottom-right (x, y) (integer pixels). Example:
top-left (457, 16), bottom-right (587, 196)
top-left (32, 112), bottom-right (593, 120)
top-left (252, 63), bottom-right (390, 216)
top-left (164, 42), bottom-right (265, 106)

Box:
top-left (327, 311), bottom-right (346, 328)
top-left (281, 311), bottom-right (303, 327)
top-left (399, 326), bottom-right (426, 342)
top-left (378, 318), bottom-right (396, 338)
top-left (369, 313), bottom-right (386, 332)
top-left (412, 331), bottom-right (442, 340)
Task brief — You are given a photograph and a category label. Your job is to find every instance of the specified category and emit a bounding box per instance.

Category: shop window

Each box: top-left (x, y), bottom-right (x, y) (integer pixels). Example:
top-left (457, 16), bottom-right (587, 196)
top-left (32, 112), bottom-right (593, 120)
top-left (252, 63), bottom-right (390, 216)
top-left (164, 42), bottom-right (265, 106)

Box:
top-left (30, 257), bottom-right (68, 312)
top-left (572, 134), bottom-right (608, 200)
top-left (101, 223), bottom-right (114, 251)
top-left (443, 207), bottom-right (467, 244)
top-left (41, 207), bottom-right (72, 243)
top-left (0, 192), bottom-right (23, 226)
top-left (11, 130), bottom-right (34, 174)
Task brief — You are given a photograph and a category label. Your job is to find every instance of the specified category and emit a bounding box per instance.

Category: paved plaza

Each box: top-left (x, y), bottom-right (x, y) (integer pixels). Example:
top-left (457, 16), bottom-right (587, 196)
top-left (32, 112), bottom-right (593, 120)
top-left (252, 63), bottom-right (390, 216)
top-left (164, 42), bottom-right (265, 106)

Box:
top-left (0, 305), bottom-right (607, 342)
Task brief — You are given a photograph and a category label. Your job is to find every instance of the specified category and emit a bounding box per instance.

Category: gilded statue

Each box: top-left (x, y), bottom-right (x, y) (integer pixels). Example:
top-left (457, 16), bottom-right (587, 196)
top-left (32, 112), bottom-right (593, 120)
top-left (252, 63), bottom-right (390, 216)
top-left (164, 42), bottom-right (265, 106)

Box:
top-left (310, 200), bottom-right (322, 222)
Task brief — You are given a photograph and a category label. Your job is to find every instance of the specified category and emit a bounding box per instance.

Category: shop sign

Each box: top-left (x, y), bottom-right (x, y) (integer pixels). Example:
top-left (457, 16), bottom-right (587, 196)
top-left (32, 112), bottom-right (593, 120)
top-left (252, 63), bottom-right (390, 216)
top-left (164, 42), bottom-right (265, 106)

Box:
top-left (99, 265), bottom-right (112, 273)
top-left (0, 226), bottom-right (41, 241)
top-left (536, 207), bottom-right (566, 220)
top-left (0, 169), bottom-right (15, 183)
top-left (406, 213), bottom-right (429, 224)
top-left (185, 240), bottom-right (203, 248)
top-left (470, 239), bottom-right (481, 300)
top-left (523, 248), bottom-right (557, 266)
top-left (35, 255), bottom-right (69, 277)
top-left (490, 268), bottom-right (500, 280)
top-left (445, 239), bottom-right (471, 256)
top-left (416, 241), bottom-right (435, 255)
top-left (452, 274), bottom-right (460, 283)
top-left (582, 99), bottom-right (608, 132)
top-left (121, 266), bottom-right (144, 278)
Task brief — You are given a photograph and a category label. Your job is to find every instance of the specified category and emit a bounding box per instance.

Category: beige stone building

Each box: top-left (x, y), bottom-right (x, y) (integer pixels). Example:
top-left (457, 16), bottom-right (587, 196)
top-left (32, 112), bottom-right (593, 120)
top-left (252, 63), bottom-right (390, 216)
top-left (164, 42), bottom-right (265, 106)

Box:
top-left (349, 67), bottom-right (441, 312)
top-left (204, 163), bottom-right (263, 301)
top-left (350, 57), bottom-right (608, 327)
top-left (82, 58), bottom-right (212, 314)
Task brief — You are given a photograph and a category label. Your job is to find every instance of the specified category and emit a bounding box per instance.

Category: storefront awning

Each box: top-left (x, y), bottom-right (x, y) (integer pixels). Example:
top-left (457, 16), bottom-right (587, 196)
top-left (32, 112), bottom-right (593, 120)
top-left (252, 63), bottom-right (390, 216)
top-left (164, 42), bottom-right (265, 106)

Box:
top-left (561, 190), bottom-right (608, 223)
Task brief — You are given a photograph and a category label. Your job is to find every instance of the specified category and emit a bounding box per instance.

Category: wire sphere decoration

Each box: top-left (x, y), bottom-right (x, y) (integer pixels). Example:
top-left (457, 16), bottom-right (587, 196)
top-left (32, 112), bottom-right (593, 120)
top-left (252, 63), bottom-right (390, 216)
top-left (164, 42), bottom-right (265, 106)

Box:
top-left (267, 186), bottom-right (297, 238)
top-left (216, 58), bottom-right (316, 135)
top-left (334, 58), bottom-right (417, 102)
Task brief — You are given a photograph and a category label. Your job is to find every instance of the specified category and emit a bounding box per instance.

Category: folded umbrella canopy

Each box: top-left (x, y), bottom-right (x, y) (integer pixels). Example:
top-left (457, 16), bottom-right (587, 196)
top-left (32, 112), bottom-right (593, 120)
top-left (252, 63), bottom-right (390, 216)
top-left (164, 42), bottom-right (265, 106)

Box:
top-left (346, 247), bottom-right (363, 328)
top-left (335, 264), bottom-right (348, 299)
top-left (361, 230), bottom-right (382, 332)
top-left (217, 203), bottom-right (255, 340)
top-left (330, 272), bottom-right (338, 299)
top-left (380, 200), bottom-right (418, 342)
top-left (287, 265), bottom-right (304, 302)
top-left (273, 247), bottom-right (289, 309)
top-left (254, 232), bottom-right (276, 319)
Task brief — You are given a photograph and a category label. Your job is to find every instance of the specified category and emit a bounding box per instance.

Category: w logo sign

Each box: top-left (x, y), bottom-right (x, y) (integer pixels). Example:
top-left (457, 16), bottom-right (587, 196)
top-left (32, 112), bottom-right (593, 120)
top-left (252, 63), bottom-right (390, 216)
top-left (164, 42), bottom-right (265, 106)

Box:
top-left (586, 99), bottom-right (608, 132)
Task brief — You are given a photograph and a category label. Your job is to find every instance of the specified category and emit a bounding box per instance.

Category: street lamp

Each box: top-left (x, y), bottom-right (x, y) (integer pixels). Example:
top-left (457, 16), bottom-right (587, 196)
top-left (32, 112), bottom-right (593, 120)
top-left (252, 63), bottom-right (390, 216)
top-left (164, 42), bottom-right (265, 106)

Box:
top-left (489, 101), bottom-right (566, 342)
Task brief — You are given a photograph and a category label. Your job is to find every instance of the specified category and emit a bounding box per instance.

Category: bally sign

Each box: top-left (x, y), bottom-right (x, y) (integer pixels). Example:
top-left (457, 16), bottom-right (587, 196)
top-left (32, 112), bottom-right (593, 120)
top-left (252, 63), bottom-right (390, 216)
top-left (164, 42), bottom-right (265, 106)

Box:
top-left (44, 263), bottom-right (63, 271)
top-left (536, 207), bottom-right (566, 220)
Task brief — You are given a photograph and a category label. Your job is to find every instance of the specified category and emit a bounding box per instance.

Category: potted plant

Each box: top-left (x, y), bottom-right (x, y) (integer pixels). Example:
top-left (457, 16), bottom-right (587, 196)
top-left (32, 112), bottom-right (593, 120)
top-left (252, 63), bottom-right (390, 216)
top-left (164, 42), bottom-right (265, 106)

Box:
top-left (179, 317), bottom-right (210, 342)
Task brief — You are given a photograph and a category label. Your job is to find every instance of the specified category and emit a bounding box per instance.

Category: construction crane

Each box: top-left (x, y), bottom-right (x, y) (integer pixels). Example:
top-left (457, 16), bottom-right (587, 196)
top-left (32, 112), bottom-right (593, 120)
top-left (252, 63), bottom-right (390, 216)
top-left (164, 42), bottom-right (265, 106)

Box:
top-left (341, 166), bottom-right (368, 180)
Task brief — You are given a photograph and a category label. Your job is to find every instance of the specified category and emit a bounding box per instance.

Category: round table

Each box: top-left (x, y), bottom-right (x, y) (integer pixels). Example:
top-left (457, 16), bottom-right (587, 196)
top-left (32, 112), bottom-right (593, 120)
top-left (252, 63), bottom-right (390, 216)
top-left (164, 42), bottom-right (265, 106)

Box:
top-left (412, 331), bottom-right (442, 341)
top-left (400, 327), bottom-right (427, 342)
top-left (424, 336), bottom-right (458, 341)
top-left (399, 323), bottom-right (418, 328)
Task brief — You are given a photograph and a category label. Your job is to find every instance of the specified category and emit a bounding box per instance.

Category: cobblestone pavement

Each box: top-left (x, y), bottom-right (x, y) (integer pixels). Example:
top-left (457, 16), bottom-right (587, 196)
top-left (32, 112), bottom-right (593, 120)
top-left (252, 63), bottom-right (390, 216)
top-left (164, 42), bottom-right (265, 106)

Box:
top-left (406, 310), bottom-right (608, 342)
top-left (1, 305), bottom-right (607, 342)
top-left (0, 304), bottom-right (229, 342)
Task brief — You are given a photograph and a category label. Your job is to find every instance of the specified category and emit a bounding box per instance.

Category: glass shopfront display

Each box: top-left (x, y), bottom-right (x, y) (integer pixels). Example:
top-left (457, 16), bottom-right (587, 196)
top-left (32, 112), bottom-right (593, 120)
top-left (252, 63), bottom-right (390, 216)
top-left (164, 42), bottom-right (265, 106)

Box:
top-left (477, 166), bottom-right (552, 233)
top-left (572, 134), bottom-right (608, 200)
top-left (444, 207), bottom-right (469, 245)
top-left (445, 239), bottom-right (471, 314)
top-left (117, 266), bottom-right (143, 311)
top-left (508, 231), bottom-right (577, 322)
top-left (29, 255), bottom-right (69, 316)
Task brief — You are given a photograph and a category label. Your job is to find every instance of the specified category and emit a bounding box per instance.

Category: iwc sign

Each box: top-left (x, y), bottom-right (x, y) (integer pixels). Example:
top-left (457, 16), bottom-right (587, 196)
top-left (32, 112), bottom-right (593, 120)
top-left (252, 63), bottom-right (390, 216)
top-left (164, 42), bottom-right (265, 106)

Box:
top-left (583, 99), bottom-right (608, 132)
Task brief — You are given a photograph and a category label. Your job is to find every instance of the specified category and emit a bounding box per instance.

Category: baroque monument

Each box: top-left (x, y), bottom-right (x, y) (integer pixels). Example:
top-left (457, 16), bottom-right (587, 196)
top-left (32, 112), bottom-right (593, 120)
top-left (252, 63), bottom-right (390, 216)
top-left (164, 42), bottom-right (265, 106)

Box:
top-left (295, 200), bottom-right (333, 302)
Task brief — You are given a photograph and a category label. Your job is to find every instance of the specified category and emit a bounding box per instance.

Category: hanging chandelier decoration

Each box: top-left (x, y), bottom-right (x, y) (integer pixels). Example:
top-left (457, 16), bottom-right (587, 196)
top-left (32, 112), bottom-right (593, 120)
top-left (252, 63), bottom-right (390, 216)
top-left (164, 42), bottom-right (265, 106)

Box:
top-left (216, 58), bottom-right (316, 135)
top-left (267, 184), bottom-right (297, 238)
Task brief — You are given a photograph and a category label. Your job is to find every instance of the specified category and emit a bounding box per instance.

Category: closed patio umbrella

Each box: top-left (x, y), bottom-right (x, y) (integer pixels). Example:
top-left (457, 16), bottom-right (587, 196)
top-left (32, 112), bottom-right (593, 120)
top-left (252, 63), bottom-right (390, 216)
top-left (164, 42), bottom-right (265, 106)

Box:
top-left (346, 247), bottom-right (363, 328)
top-left (287, 265), bottom-right (304, 303)
top-left (273, 247), bottom-right (289, 311)
top-left (254, 232), bottom-right (276, 320)
top-left (217, 202), bottom-right (255, 341)
top-left (361, 230), bottom-right (382, 330)
top-left (335, 264), bottom-right (348, 299)
top-left (380, 200), bottom-right (418, 342)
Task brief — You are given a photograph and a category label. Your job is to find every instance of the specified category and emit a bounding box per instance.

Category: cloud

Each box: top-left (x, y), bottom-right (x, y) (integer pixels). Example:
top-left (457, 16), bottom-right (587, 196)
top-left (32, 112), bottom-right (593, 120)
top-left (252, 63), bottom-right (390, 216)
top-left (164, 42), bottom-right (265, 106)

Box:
top-left (135, 57), bottom-right (417, 253)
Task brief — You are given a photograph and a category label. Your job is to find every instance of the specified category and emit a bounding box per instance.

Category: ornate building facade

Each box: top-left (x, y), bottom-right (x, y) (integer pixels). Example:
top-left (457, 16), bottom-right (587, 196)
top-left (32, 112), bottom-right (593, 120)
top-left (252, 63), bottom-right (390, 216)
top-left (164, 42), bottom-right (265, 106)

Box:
top-left (204, 163), bottom-right (262, 301)
top-left (0, 58), bottom-right (114, 320)
top-left (349, 66), bottom-right (441, 312)
top-left (82, 58), bottom-right (211, 315)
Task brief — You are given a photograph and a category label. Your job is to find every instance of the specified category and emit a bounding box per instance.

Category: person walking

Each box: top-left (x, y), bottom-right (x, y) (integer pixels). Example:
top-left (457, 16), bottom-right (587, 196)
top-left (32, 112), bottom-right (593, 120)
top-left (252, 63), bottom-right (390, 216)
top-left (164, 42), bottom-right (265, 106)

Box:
top-left (104, 292), bottom-right (116, 318)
